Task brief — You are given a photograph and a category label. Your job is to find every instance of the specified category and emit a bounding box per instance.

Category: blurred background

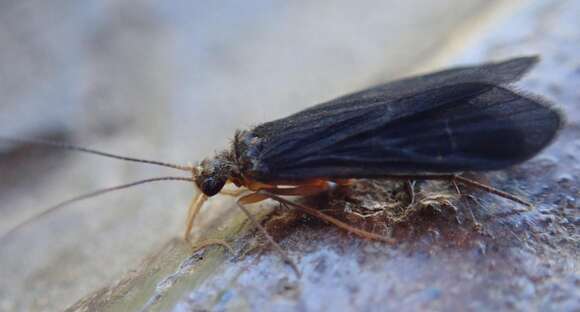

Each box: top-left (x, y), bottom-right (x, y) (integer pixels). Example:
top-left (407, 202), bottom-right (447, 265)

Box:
top-left (0, 1), bottom-right (578, 311)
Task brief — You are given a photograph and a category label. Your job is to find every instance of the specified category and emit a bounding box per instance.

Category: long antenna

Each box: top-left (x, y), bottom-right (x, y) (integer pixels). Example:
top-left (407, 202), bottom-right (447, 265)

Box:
top-left (0, 136), bottom-right (194, 171)
top-left (1, 176), bottom-right (195, 241)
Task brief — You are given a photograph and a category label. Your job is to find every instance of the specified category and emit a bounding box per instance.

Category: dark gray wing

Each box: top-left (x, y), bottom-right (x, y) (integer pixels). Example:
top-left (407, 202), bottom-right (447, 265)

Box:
top-left (245, 57), bottom-right (562, 181)
top-left (328, 55), bottom-right (539, 104)
top-left (252, 56), bottom-right (539, 141)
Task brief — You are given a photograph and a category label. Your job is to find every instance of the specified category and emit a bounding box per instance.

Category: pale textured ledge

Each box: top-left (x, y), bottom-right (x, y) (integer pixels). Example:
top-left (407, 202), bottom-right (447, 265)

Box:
top-left (68, 2), bottom-right (579, 311)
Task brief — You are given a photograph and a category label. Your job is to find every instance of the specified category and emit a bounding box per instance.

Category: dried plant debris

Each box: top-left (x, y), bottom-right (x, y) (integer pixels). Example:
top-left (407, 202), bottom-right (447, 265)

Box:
top-left (330, 179), bottom-right (460, 224)
top-left (253, 179), bottom-right (462, 247)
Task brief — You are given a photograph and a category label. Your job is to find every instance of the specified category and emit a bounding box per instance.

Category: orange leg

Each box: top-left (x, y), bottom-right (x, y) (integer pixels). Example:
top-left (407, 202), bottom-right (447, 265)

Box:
top-left (367, 174), bottom-right (532, 208)
top-left (253, 182), bottom-right (395, 243)
top-left (220, 188), bottom-right (247, 197)
top-left (183, 192), bottom-right (208, 241)
top-left (233, 182), bottom-right (396, 275)
top-left (237, 193), bottom-right (301, 276)
top-left (233, 183), bottom-right (335, 276)
top-left (452, 175), bottom-right (532, 209)
top-left (264, 183), bottom-right (332, 196)
top-left (187, 180), bottom-right (396, 275)
top-left (244, 178), bottom-right (330, 191)
top-left (191, 238), bottom-right (234, 254)
top-left (257, 190), bottom-right (396, 244)
top-left (334, 178), bottom-right (354, 186)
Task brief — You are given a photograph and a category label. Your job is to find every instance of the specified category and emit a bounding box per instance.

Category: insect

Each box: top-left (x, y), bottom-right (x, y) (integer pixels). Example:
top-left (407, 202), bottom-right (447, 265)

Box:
top-left (1, 56), bottom-right (563, 275)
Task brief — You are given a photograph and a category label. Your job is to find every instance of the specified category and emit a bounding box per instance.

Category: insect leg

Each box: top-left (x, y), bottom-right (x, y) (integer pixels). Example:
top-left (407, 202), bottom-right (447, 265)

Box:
top-left (236, 193), bottom-right (301, 276)
top-left (184, 192), bottom-right (208, 241)
top-left (185, 192), bottom-right (235, 254)
top-left (379, 175), bottom-right (532, 208)
top-left (264, 183), bottom-right (332, 197)
top-left (191, 238), bottom-right (234, 255)
top-left (452, 175), bottom-right (532, 208)
top-left (405, 180), bottom-right (416, 207)
top-left (334, 179), bottom-right (354, 186)
top-left (220, 188), bottom-right (247, 197)
top-left (257, 190), bottom-right (396, 244)
top-left (451, 179), bottom-right (461, 195)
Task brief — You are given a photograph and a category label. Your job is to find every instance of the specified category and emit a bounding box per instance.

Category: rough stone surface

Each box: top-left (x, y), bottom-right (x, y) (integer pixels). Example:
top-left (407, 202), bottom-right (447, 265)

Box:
top-left (73, 1), bottom-right (579, 311)
top-left (0, 1), bottom-right (493, 311)
top-left (2, 1), bottom-right (580, 311)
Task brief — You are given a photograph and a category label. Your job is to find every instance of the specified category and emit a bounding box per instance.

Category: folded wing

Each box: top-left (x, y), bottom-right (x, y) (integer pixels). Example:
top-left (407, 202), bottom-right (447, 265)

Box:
top-left (247, 58), bottom-right (561, 181)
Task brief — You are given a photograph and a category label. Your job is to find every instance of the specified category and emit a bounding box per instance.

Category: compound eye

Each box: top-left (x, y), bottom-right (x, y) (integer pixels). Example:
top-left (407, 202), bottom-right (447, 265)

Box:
top-left (200, 177), bottom-right (226, 196)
